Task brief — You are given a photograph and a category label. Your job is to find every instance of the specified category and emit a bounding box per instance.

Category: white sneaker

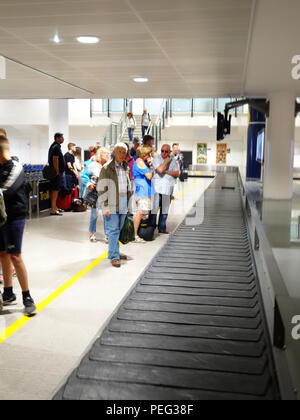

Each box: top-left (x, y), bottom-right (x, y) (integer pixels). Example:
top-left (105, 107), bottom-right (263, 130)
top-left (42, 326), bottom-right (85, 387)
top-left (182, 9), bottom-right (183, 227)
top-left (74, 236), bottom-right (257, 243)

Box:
top-left (135, 236), bottom-right (146, 243)
top-left (89, 234), bottom-right (97, 243)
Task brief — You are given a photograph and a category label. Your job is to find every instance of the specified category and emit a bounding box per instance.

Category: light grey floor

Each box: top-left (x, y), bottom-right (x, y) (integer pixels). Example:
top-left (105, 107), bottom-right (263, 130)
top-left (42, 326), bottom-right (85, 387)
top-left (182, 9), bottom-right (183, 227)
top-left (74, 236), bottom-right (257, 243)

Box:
top-left (0, 178), bottom-right (212, 400)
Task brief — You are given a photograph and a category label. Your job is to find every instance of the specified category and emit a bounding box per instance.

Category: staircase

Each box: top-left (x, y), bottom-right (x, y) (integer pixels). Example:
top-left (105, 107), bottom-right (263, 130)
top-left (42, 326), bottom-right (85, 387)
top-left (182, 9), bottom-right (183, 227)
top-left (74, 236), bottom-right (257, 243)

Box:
top-left (121, 115), bottom-right (143, 143)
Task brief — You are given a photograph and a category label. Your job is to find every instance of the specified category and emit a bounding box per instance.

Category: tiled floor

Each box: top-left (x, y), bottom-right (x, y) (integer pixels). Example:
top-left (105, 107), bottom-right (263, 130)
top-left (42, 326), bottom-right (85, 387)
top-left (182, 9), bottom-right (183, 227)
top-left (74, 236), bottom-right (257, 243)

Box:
top-left (0, 178), bottom-right (212, 400)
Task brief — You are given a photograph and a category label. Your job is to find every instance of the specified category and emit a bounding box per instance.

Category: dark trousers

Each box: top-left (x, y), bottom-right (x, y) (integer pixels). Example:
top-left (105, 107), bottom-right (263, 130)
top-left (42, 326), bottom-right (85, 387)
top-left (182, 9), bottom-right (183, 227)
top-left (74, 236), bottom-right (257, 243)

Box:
top-left (148, 193), bottom-right (171, 232)
top-left (142, 125), bottom-right (149, 137)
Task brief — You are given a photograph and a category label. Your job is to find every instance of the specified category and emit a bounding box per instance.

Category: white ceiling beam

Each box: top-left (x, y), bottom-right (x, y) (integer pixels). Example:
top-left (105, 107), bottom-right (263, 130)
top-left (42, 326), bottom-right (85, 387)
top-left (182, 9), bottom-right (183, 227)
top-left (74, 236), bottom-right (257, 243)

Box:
top-left (0, 56), bottom-right (6, 80)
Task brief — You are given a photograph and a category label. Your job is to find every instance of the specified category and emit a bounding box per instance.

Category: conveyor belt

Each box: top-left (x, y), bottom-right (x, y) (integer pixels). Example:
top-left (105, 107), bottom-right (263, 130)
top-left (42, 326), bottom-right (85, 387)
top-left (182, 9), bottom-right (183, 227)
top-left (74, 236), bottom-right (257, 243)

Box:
top-left (54, 173), bottom-right (280, 400)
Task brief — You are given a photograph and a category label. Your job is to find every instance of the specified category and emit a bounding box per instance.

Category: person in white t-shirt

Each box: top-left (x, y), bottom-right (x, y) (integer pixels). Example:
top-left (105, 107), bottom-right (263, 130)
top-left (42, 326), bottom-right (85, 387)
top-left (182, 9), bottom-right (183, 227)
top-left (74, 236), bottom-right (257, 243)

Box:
top-left (126, 112), bottom-right (136, 142)
top-left (141, 109), bottom-right (151, 137)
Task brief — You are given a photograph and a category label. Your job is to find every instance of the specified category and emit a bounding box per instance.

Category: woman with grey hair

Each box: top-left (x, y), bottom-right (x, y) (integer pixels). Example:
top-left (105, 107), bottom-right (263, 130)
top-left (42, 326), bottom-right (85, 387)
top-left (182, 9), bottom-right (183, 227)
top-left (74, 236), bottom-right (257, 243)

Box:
top-left (85, 147), bottom-right (110, 242)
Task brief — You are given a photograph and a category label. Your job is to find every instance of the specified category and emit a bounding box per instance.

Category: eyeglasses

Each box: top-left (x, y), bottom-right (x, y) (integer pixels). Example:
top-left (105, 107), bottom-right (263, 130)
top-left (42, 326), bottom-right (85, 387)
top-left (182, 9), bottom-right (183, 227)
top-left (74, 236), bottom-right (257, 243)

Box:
top-left (161, 149), bottom-right (170, 153)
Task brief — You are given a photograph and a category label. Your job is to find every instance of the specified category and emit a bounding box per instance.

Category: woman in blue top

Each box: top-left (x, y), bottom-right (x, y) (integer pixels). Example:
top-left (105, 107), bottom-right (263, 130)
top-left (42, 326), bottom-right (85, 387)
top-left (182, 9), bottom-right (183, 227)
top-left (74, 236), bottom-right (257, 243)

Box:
top-left (132, 145), bottom-right (154, 243)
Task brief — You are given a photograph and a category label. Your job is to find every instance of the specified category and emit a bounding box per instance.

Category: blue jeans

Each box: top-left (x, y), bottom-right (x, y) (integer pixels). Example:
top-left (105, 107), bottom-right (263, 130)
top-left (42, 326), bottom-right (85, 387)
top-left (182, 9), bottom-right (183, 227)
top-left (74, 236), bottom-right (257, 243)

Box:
top-left (127, 128), bottom-right (134, 142)
top-left (89, 207), bottom-right (108, 235)
top-left (104, 195), bottom-right (128, 261)
top-left (149, 193), bottom-right (171, 232)
top-left (142, 125), bottom-right (149, 137)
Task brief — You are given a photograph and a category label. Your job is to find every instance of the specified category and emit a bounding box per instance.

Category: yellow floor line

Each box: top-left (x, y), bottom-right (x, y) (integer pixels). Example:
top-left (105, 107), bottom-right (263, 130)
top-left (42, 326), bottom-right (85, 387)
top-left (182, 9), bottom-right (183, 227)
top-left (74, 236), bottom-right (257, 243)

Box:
top-left (0, 251), bottom-right (108, 344)
top-left (174, 180), bottom-right (201, 200)
top-left (0, 178), bottom-right (202, 345)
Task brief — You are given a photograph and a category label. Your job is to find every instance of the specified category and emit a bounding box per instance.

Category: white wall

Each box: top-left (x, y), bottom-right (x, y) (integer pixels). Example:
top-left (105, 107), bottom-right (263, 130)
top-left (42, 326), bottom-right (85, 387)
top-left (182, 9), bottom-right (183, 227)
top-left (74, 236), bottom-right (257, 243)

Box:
top-left (0, 99), bottom-right (111, 164)
top-left (161, 116), bottom-right (248, 178)
top-left (0, 100), bottom-right (49, 125)
top-left (1, 100), bottom-right (300, 168)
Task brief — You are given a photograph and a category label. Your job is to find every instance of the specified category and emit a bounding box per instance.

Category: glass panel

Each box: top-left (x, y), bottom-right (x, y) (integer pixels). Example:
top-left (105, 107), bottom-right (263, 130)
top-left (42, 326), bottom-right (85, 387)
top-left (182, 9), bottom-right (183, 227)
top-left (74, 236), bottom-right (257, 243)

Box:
top-left (193, 98), bottom-right (213, 113)
top-left (216, 98), bottom-right (231, 113)
top-left (102, 99), bottom-right (108, 113)
top-left (101, 99), bottom-right (124, 113)
top-left (217, 98), bottom-right (247, 114)
top-left (110, 98), bottom-right (124, 113)
top-left (91, 99), bottom-right (103, 113)
top-left (172, 98), bottom-right (192, 113)
top-left (144, 98), bottom-right (164, 115)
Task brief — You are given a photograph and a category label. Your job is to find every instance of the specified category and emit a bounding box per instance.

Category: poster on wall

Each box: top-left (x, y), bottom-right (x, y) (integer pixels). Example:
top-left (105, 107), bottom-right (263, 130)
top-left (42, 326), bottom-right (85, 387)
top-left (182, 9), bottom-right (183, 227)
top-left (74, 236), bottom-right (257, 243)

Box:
top-left (216, 143), bottom-right (227, 164)
top-left (197, 143), bottom-right (207, 164)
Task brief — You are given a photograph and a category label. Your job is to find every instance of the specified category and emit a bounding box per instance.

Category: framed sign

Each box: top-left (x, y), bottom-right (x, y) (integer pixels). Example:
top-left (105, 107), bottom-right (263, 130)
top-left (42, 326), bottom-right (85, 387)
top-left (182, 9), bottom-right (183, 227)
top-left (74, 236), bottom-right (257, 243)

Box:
top-left (216, 143), bottom-right (227, 164)
top-left (197, 143), bottom-right (207, 164)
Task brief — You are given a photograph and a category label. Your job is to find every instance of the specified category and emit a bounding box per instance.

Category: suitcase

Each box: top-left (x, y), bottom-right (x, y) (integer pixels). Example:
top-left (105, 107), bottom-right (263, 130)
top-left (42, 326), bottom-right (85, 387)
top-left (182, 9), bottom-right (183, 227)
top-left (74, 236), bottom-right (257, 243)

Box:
top-left (71, 187), bottom-right (79, 200)
top-left (57, 188), bottom-right (79, 211)
top-left (57, 193), bottom-right (72, 211)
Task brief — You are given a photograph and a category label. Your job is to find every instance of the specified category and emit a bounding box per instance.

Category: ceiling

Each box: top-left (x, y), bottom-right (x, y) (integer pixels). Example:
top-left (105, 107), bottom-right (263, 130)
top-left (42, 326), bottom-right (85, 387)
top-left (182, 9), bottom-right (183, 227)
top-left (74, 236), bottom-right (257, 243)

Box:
top-left (0, 0), bottom-right (299, 99)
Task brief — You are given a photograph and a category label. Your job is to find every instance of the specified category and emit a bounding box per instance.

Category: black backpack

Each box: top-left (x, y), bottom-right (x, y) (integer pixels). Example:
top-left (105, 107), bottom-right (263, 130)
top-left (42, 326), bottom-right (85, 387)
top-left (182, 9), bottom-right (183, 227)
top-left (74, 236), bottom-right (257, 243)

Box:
top-left (138, 218), bottom-right (155, 241)
top-left (42, 165), bottom-right (56, 181)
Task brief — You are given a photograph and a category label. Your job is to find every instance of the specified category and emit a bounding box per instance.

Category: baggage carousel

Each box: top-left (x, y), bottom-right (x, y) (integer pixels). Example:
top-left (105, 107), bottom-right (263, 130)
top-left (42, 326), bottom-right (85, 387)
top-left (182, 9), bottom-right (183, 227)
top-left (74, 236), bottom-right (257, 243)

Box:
top-left (54, 173), bottom-right (280, 400)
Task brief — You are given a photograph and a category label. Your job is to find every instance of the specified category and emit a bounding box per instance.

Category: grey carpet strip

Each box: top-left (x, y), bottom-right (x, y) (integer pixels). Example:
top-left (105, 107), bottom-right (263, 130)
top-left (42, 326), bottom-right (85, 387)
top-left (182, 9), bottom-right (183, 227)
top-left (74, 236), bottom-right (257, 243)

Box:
top-left (54, 173), bottom-right (279, 400)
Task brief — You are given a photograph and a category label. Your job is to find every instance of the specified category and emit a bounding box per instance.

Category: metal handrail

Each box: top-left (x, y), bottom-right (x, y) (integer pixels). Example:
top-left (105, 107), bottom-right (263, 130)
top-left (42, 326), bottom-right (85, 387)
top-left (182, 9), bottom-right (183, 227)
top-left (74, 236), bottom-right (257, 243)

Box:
top-left (146, 99), bottom-right (167, 142)
top-left (118, 99), bottom-right (133, 143)
top-left (103, 99), bottom-right (132, 146)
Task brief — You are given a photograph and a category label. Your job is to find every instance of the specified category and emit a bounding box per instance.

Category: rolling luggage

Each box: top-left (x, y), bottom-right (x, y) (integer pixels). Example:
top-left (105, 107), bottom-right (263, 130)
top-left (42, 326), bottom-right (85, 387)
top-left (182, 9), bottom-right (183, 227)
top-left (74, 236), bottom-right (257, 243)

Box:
top-left (57, 188), bottom-right (79, 211)
top-left (56, 192), bottom-right (72, 211)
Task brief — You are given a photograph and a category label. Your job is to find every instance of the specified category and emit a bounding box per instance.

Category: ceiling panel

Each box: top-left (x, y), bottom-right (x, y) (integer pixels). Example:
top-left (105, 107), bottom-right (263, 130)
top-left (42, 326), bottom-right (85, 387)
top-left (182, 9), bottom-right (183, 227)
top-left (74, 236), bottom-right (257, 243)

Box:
top-left (0, 0), bottom-right (260, 98)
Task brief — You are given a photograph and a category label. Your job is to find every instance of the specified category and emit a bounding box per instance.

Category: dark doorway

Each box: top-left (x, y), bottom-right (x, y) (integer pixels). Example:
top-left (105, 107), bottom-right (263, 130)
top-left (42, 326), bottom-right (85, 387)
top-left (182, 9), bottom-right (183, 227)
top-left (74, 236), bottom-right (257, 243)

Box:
top-left (181, 151), bottom-right (193, 169)
top-left (84, 150), bottom-right (90, 161)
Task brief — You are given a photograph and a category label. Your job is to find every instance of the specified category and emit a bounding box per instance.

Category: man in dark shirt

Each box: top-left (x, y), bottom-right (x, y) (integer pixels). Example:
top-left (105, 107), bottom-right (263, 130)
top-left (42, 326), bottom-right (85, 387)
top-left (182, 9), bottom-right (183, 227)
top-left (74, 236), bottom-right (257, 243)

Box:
top-left (0, 134), bottom-right (36, 315)
top-left (64, 142), bottom-right (78, 189)
top-left (48, 132), bottom-right (65, 216)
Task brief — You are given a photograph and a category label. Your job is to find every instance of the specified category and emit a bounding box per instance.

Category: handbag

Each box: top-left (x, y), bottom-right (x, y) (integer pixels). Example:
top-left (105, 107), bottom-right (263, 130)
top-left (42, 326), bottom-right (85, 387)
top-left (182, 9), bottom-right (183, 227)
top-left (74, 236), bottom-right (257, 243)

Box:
top-left (42, 165), bottom-right (57, 181)
top-left (0, 191), bottom-right (7, 227)
top-left (119, 216), bottom-right (135, 245)
top-left (84, 188), bottom-right (98, 208)
top-left (71, 198), bottom-right (87, 212)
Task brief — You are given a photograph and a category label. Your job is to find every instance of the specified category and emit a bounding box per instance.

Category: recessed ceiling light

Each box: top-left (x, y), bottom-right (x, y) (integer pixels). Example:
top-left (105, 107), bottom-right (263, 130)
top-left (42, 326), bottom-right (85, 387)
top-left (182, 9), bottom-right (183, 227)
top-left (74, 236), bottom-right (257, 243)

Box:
top-left (52, 34), bottom-right (61, 43)
top-left (76, 36), bottom-right (100, 44)
top-left (133, 77), bottom-right (149, 83)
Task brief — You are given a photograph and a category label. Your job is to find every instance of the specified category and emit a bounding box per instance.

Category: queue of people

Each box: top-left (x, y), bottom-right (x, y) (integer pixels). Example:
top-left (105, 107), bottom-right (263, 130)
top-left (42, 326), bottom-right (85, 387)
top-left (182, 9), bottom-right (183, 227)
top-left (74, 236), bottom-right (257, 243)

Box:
top-left (47, 133), bottom-right (181, 268)
top-left (0, 129), bottom-right (184, 315)
top-left (96, 135), bottom-right (181, 267)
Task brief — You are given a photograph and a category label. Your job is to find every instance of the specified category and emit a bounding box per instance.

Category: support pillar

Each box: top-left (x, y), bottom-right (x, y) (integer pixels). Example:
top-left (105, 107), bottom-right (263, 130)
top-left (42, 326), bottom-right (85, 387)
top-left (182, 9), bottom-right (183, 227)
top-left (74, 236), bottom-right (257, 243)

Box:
top-left (246, 100), bottom-right (266, 179)
top-left (48, 99), bottom-right (69, 146)
top-left (263, 92), bottom-right (295, 200)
